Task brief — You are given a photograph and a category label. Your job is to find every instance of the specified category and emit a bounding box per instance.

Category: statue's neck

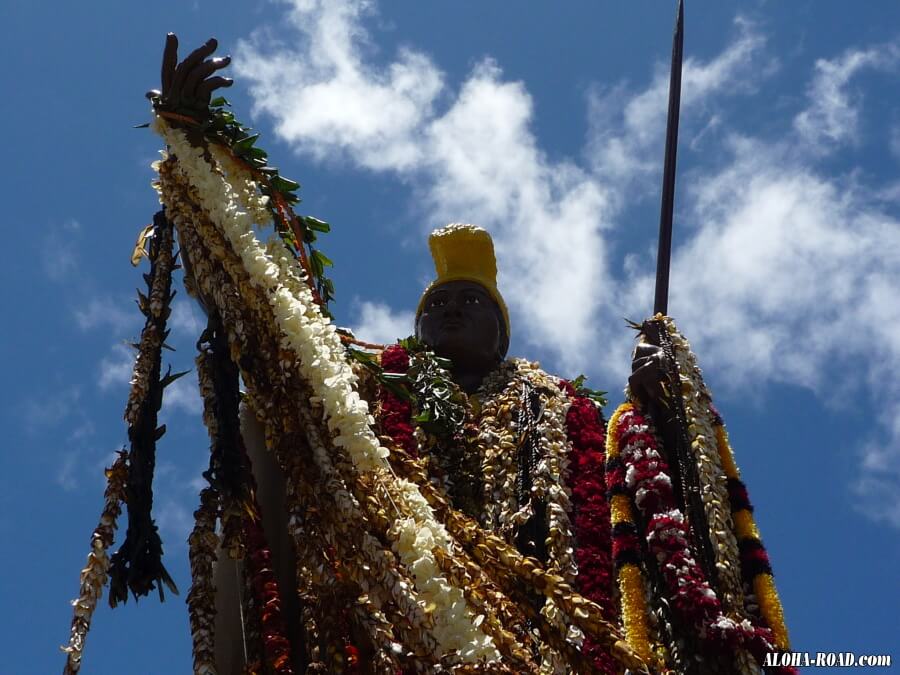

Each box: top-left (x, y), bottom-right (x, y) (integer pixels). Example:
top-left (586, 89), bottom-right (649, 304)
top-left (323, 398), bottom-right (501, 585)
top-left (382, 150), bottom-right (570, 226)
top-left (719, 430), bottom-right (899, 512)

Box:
top-left (451, 359), bottom-right (504, 394)
top-left (452, 369), bottom-right (488, 395)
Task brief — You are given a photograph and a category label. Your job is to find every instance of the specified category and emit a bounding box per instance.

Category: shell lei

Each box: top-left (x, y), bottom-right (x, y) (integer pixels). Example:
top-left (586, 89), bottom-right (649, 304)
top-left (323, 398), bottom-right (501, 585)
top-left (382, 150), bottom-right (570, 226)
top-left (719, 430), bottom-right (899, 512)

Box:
top-left (668, 317), bottom-right (793, 665)
top-left (61, 453), bottom-right (129, 674)
top-left (153, 116), bottom-right (500, 664)
top-left (378, 346), bottom-right (631, 673)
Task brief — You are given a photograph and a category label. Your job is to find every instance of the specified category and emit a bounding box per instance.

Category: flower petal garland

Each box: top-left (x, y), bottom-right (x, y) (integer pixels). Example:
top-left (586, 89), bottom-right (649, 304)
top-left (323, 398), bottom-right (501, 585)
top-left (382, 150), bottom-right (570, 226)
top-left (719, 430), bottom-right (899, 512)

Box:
top-left (153, 116), bottom-right (500, 663)
top-left (605, 404), bottom-right (657, 669)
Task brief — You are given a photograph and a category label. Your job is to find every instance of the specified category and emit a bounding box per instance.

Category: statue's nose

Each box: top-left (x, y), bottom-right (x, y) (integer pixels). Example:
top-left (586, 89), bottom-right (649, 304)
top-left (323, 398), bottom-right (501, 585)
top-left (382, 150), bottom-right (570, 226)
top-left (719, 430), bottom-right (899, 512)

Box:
top-left (444, 302), bottom-right (463, 318)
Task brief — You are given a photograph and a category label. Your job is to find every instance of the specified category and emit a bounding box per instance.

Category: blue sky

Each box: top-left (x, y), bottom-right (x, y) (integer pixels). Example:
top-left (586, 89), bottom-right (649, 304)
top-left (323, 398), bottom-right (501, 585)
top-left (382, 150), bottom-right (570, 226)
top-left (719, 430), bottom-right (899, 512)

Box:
top-left (2, 1), bottom-right (899, 672)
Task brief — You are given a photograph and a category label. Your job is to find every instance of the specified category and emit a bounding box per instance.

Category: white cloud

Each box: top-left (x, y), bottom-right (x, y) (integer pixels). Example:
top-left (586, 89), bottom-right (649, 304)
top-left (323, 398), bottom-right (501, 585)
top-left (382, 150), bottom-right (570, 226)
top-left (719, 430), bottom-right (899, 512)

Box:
top-left (420, 63), bottom-right (613, 368)
top-left (42, 220), bottom-right (82, 282)
top-left (587, 16), bottom-right (771, 199)
top-left (161, 371), bottom-right (203, 416)
top-left (855, 429), bottom-right (900, 529)
top-left (890, 122), bottom-right (900, 161)
top-left (169, 299), bottom-right (205, 337)
top-left (74, 297), bottom-right (137, 334)
top-left (56, 451), bottom-right (79, 492)
top-left (21, 387), bottom-right (82, 434)
top-left (155, 497), bottom-right (193, 550)
top-left (347, 300), bottom-right (414, 344)
top-left (235, 1), bottom-right (900, 525)
top-left (640, 135), bottom-right (900, 395)
top-left (98, 344), bottom-right (135, 390)
top-left (236, 0), bottom-right (442, 171)
top-left (236, 1), bottom-right (761, 370)
top-left (793, 44), bottom-right (900, 151)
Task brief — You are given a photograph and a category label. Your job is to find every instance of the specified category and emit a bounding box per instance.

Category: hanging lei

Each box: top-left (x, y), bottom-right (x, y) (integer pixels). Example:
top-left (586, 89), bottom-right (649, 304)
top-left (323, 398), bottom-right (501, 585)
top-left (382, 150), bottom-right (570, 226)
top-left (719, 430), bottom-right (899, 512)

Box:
top-left (69, 86), bottom-right (652, 672)
top-left (377, 344), bottom-right (618, 673)
top-left (667, 319), bottom-right (792, 655)
top-left (558, 381), bottom-right (618, 675)
top-left (61, 452), bottom-right (129, 674)
top-left (607, 401), bottom-right (797, 674)
top-left (155, 116), bottom-right (502, 664)
top-left (668, 316), bottom-right (792, 664)
top-left (713, 408), bottom-right (791, 654)
top-left (195, 314), bottom-right (296, 675)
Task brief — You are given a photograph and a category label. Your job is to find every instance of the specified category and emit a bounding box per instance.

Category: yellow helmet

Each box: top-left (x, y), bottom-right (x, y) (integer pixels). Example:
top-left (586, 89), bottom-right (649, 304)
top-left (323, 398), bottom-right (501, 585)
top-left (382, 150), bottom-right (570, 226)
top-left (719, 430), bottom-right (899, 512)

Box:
top-left (416, 224), bottom-right (510, 340)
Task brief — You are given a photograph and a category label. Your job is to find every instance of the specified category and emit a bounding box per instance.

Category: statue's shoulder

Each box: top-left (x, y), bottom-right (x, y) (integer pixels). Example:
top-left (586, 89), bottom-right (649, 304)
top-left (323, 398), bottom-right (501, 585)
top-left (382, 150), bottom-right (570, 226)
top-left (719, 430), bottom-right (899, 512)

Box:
top-left (505, 357), bottom-right (608, 413)
top-left (507, 357), bottom-right (564, 390)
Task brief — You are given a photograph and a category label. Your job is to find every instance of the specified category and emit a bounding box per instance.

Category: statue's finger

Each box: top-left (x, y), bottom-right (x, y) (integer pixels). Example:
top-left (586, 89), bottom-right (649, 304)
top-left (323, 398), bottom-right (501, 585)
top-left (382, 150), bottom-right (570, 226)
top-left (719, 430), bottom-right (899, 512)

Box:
top-left (196, 76), bottom-right (234, 103)
top-left (184, 57), bottom-right (231, 97)
top-left (172, 38), bottom-right (218, 98)
top-left (161, 33), bottom-right (178, 97)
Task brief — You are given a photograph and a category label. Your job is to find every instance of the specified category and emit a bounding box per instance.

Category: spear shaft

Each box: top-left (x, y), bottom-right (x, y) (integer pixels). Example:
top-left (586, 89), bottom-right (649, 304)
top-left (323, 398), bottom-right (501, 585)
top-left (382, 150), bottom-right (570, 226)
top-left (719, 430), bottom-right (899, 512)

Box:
top-left (650, 0), bottom-right (723, 614)
top-left (653, 0), bottom-right (684, 316)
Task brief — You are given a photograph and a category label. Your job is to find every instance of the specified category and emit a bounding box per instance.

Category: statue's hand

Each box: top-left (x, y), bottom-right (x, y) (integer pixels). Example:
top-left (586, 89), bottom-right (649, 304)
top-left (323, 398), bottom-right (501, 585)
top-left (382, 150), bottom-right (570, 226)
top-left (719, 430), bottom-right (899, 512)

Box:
top-left (629, 340), bottom-right (670, 408)
top-left (146, 33), bottom-right (233, 121)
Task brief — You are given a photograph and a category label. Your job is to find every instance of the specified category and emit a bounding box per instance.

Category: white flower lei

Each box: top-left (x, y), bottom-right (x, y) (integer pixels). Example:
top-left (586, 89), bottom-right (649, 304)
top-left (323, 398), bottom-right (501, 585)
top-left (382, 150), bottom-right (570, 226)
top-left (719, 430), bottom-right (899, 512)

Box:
top-left (153, 117), bottom-right (499, 662)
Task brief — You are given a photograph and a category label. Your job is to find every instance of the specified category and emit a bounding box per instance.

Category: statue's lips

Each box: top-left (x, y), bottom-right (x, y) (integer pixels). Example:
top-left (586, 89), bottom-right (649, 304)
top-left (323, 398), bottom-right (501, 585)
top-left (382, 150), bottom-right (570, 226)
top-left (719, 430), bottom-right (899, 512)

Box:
top-left (440, 320), bottom-right (465, 330)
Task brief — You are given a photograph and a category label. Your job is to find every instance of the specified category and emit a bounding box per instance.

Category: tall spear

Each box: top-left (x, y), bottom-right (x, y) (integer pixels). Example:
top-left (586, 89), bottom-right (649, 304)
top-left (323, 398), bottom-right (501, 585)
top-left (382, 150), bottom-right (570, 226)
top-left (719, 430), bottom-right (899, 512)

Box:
top-left (647, 0), bottom-right (723, 595)
top-left (653, 0), bottom-right (683, 316)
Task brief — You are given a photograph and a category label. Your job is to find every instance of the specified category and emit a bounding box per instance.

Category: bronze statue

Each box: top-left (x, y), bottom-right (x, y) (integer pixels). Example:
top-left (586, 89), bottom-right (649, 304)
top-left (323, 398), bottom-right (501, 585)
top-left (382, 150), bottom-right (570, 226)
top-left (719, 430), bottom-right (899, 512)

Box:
top-left (63, 27), bottom-right (793, 675)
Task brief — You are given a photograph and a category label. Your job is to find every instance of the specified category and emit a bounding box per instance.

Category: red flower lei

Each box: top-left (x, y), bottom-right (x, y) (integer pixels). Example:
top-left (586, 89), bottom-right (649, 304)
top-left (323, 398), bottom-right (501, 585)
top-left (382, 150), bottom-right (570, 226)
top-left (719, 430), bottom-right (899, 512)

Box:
top-left (378, 345), bottom-right (417, 457)
top-left (609, 405), bottom-right (795, 670)
top-left (559, 381), bottom-right (617, 675)
top-left (242, 514), bottom-right (295, 674)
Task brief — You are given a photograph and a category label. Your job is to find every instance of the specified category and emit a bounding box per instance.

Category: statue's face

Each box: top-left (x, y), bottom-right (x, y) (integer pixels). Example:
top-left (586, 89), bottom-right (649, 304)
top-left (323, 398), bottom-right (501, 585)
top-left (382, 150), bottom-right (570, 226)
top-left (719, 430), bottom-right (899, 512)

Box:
top-left (417, 280), bottom-right (505, 372)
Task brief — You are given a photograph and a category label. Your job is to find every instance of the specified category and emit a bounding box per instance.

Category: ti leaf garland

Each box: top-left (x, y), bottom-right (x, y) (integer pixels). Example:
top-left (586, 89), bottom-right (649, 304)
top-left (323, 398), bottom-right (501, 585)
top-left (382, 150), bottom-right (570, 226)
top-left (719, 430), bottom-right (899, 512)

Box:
top-left (147, 92), bottom-right (337, 317)
top-left (570, 374), bottom-right (609, 409)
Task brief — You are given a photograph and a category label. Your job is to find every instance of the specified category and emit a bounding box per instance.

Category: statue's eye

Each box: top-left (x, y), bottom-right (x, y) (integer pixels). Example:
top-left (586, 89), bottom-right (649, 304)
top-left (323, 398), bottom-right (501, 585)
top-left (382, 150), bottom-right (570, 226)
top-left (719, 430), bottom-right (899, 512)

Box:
top-left (429, 296), bottom-right (447, 308)
top-left (464, 295), bottom-right (480, 304)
